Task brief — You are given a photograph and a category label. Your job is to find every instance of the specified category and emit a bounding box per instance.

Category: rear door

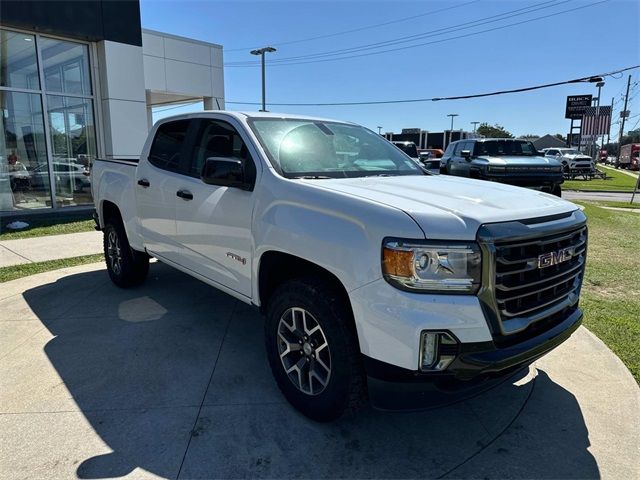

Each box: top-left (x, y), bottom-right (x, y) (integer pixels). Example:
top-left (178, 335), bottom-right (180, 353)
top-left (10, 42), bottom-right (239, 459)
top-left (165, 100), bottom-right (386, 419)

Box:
top-left (173, 117), bottom-right (259, 298)
top-left (135, 119), bottom-right (196, 263)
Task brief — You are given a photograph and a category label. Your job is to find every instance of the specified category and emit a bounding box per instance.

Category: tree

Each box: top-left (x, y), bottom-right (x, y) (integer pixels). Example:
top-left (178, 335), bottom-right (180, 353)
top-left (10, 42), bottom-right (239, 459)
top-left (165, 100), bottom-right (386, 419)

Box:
top-left (554, 133), bottom-right (567, 142)
top-left (476, 123), bottom-right (513, 138)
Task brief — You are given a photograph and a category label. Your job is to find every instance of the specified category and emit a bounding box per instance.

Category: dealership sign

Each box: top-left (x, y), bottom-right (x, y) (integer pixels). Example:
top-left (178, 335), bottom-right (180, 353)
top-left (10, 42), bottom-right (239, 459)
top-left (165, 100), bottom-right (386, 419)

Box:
top-left (565, 95), bottom-right (593, 119)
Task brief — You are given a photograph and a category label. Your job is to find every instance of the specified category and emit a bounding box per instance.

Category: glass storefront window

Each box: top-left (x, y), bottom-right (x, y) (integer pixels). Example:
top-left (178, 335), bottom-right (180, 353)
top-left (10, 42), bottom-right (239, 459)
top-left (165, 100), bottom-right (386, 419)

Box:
top-left (0, 90), bottom-right (51, 210)
top-left (0, 28), bottom-right (98, 212)
top-left (0, 30), bottom-right (40, 90)
top-left (47, 95), bottom-right (96, 206)
top-left (40, 37), bottom-right (92, 96)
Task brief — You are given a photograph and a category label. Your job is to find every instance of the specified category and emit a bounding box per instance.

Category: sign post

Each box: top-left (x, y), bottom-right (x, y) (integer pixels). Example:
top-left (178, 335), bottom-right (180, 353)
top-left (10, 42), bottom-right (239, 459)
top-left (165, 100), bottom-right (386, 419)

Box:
top-left (566, 95), bottom-right (592, 149)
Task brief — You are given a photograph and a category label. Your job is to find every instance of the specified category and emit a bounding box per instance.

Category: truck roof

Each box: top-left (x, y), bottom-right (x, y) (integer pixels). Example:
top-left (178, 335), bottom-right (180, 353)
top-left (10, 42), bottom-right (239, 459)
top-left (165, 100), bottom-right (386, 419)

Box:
top-left (156, 110), bottom-right (357, 125)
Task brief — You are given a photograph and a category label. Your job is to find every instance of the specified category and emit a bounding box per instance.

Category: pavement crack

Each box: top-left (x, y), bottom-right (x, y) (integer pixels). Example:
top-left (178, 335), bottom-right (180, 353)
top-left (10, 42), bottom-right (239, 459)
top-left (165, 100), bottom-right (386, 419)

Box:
top-left (175, 299), bottom-right (237, 480)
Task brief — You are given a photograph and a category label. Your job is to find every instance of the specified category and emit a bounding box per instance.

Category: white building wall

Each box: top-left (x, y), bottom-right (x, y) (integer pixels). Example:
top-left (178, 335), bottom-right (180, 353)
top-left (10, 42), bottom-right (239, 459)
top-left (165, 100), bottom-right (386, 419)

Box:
top-left (96, 41), bottom-right (149, 159)
top-left (142, 29), bottom-right (225, 113)
top-left (95, 30), bottom-right (225, 160)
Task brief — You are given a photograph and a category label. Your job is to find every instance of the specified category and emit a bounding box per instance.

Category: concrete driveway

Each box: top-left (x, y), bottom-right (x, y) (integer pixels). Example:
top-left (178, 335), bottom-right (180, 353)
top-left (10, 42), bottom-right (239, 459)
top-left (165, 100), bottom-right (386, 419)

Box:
top-left (563, 190), bottom-right (639, 203)
top-left (1, 262), bottom-right (638, 479)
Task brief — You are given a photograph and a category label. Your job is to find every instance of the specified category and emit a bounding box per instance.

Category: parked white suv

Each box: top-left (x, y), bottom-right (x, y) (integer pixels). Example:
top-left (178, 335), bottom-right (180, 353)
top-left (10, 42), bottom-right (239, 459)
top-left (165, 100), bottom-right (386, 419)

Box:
top-left (92, 111), bottom-right (587, 421)
top-left (542, 148), bottom-right (594, 173)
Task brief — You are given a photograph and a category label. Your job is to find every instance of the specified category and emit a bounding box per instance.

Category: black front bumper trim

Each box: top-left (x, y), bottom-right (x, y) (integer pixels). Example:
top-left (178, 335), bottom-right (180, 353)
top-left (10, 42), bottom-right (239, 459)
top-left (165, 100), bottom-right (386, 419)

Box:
top-left (364, 308), bottom-right (582, 410)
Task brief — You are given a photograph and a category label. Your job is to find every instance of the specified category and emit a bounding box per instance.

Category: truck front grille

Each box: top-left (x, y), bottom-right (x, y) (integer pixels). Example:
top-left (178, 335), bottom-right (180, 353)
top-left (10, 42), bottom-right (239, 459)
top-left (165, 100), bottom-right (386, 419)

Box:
top-left (494, 226), bottom-right (587, 321)
top-left (477, 210), bottom-right (588, 339)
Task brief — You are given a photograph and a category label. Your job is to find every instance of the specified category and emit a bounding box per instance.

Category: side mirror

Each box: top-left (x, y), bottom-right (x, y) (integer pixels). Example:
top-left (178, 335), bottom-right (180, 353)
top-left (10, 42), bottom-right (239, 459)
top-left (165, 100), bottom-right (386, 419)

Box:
top-left (460, 150), bottom-right (472, 160)
top-left (201, 157), bottom-right (252, 191)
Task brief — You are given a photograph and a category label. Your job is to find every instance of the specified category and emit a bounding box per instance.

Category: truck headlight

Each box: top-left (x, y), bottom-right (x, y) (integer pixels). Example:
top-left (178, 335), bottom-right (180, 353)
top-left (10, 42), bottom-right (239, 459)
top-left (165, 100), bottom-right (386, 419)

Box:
top-left (487, 165), bottom-right (506, 173)
top-left (382, 239), bottom-right (482, 293)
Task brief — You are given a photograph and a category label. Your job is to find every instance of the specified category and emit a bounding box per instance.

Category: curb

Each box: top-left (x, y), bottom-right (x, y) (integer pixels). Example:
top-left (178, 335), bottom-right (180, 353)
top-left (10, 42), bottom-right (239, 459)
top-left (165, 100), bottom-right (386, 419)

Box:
top-left (564, 189), bottom-right (635, 194)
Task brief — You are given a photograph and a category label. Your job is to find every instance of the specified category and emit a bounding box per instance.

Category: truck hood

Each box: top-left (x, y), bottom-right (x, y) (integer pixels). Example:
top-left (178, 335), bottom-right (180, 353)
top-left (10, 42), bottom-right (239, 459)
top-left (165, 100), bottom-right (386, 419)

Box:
top-left (480, 155), bottom-right (561, 166)
top-left (308, 175), bottom-right (578, 240)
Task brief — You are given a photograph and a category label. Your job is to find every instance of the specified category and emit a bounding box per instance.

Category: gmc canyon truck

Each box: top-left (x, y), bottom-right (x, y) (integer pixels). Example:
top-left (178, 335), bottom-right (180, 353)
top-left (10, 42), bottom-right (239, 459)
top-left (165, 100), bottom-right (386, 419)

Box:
top-left (92, 111), bottom-right (587, 421)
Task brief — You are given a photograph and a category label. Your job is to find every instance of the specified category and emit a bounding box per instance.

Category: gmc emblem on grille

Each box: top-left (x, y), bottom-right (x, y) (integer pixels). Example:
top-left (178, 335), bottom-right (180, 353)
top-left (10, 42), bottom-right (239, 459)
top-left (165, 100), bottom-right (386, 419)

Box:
top-left (537, 247), bottom-right (573, 269)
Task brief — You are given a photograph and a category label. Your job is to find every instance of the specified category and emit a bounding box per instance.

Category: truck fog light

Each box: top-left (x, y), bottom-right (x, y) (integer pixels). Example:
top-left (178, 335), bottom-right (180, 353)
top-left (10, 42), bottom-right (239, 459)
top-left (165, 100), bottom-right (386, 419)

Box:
top-left (420, 331), bottom-right (458, 371)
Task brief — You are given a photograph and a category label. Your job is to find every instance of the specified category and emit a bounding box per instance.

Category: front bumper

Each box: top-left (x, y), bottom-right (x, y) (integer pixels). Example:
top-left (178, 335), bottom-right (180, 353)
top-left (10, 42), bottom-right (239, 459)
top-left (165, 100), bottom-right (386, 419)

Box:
top-left (478, 172), bottom-right (564, 189)
top-left (365, 307), bottom-right (582, 410)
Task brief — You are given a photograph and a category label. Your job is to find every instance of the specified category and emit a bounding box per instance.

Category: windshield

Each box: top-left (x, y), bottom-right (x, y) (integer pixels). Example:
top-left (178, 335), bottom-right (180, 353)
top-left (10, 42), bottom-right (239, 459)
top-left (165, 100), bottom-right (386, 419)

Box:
top-left (249, 118), bottom-right (424, 178)
top-left (394, 143), bottom-right (418, 158)
top-left (475, 140), bottom-right (538, 156)
top-left (560, 149), bottom-right (581, 155)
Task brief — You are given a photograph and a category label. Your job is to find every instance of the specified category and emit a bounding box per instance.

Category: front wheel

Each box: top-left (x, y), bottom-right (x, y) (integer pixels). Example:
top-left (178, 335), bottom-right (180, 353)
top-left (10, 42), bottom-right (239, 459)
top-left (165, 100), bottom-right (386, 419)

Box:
top-left (265, 278), bottom-right (366, 421)
top-left (551, 184), bottom-right (562, 197)
top-left (103, 221), bottom-right (149, 288)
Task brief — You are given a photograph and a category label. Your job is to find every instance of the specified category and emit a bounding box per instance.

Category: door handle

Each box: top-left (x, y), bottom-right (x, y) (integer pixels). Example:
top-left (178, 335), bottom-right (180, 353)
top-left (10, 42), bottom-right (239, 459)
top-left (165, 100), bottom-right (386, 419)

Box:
top-left (137, 178), bottom-right (150, 187)
top-left (176, 189), bottom-right (193, 200)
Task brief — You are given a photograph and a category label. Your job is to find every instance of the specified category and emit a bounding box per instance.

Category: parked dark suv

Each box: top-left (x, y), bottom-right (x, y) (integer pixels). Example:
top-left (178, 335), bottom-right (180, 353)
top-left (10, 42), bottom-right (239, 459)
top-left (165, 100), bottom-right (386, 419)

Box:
top-left (441, 138), bottom-right (564, 196)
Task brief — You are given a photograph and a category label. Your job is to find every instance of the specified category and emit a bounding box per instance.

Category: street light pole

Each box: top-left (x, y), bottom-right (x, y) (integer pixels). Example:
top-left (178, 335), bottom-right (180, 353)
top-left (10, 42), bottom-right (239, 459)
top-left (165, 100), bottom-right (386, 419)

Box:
top-left (447, 114), bottom-right (458, 148)
top-left (593, 81), bottom-right (604, 159)
top-left (377, 126), bottom-right (382, 135)
top-left (471, 121), bottom-right (480, 134)
top-left (250, 46), bottom-right (277, 112)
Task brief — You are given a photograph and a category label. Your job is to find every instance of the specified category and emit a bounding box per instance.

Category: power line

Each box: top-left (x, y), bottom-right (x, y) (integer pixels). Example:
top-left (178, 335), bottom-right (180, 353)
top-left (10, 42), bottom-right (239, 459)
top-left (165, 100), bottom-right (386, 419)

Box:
top-left (226, 0), bottom-right (566, 66)
top-left (224, 0), bottom-right (480, 53)
top-left (225, 65), bottom-right (639, 106)
top-left (226, 0), bottom-right (608, 67)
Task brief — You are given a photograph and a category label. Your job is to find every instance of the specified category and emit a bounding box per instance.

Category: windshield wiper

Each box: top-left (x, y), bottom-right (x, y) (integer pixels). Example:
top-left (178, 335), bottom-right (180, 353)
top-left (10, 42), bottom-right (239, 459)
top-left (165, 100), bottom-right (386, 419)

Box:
top-left (292, 175), bottom-right (332, 179)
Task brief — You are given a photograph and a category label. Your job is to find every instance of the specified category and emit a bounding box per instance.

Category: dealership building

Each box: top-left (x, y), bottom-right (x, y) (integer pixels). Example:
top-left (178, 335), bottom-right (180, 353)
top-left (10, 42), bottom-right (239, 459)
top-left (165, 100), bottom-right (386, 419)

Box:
top-left (384, 128), bottom-right (477, 150)
top-left (0, 0), bottom-right (224, 215)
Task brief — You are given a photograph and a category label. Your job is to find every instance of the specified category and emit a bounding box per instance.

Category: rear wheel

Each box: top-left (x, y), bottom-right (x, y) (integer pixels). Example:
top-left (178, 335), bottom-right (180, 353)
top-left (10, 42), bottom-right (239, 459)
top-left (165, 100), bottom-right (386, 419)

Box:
top-left (265, 278), bottom-right (366, 421)
top-left (103, 221), bottom-right (149, 288)
top-left (551, 184), bottom-right (562, 197)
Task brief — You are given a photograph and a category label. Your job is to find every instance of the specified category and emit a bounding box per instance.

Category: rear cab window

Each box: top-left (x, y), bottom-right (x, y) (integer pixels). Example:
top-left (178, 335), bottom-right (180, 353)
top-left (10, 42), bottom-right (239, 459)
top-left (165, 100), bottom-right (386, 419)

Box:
top-left (148, 120), bottom-right (191, 173)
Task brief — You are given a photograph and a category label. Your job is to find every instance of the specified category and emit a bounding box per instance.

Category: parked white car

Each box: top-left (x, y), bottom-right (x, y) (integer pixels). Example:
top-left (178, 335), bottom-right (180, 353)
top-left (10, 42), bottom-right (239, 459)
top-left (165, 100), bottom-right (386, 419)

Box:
top-left (92, 111), bottom-right (587, 420)
top-left (542, 148), bottom-right (594, 173)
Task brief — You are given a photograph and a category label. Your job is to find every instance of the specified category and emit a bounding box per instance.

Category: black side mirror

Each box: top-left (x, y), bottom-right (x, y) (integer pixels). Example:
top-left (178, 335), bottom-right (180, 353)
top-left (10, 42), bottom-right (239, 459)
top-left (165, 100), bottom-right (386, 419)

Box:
top-left (460, 150), bottom-right (472, 160)
top-left (201, 157), bottom-right (252, 191)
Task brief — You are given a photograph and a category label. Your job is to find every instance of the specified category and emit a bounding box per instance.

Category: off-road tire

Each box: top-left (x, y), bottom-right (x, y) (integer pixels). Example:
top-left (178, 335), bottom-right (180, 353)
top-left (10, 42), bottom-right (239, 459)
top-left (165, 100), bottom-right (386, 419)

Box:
top-left (103, 220), bottom-right (149, 288)
top-left (265, 277), bottom-right (367, 421)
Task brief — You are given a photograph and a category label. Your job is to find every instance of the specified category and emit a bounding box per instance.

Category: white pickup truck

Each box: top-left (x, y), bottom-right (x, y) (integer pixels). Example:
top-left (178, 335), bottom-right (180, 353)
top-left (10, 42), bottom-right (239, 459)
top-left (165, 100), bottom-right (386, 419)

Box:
top-left (92, 111), bottom-right (587, 421)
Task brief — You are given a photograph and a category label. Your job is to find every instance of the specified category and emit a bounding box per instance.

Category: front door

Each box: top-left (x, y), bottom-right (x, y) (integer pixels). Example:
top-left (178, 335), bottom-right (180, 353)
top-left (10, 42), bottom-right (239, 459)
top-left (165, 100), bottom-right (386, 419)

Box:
top-left (174, 117), bottom-right (259, 298)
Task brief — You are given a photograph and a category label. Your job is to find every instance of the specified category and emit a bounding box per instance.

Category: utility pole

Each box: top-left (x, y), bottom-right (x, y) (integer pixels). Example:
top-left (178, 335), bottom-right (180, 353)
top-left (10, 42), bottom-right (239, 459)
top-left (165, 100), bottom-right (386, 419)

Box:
top-left (377, 126), bottom-right (382, 135)
top-left (616, 75), bottom-right (632, 167)
top-left (471, 121), bottom-right (480, 134)
top-left (447, 114), bottom-right (458, 148)
top-left (250, 46), bottom-right (277, 112)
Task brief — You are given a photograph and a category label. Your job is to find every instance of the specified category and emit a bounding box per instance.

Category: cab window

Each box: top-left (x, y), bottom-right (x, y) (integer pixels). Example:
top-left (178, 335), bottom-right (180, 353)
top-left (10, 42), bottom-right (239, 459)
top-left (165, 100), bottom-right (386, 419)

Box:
top-left (190, 120), bottom-right (256, 182)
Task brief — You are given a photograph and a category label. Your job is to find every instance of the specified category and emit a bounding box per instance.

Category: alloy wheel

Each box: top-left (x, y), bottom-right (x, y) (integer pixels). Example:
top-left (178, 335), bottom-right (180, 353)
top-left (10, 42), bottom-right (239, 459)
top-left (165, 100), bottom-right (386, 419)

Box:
top-left (107, 229), bottom-right (123, 275)
top-left (277, 307), bottom-right (331, 395)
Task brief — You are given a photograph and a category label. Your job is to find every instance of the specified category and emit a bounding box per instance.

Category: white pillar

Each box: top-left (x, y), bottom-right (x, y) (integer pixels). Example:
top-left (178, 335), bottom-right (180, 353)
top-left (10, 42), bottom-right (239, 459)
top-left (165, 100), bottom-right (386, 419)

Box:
top-left (97, 41), bottom-right (148, 159)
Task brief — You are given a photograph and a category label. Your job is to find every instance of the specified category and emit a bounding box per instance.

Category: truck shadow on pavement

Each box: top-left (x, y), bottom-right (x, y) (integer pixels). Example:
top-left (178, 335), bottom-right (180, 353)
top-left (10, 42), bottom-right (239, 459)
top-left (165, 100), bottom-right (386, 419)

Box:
top-left (20, 262), bottom-right (600, 479)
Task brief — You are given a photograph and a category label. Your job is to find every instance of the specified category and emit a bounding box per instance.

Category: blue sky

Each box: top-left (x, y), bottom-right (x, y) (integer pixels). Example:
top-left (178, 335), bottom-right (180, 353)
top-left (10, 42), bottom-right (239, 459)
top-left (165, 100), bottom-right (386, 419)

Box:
top-left (141, 0), bottom-right (639, 137)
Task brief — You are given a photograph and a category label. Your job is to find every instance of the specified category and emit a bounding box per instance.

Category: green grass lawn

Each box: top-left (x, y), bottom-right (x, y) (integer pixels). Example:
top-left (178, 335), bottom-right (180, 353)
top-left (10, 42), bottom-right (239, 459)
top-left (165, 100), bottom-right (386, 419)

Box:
top-left (0, 254), bottom-right (104, 283)
top-left (563, 167), bottom-right (638, 192)
top-left (0, 215), bottom-right (94, 240)
top-left (576, 202), bottom-right (640, 382)
top-left (580, 200), bottom-right (640, 210)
